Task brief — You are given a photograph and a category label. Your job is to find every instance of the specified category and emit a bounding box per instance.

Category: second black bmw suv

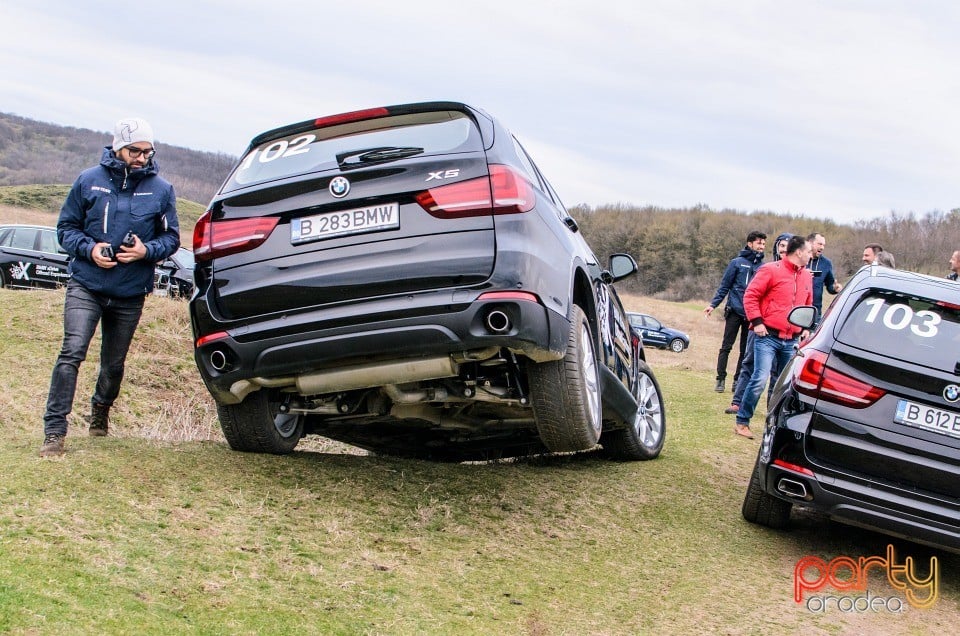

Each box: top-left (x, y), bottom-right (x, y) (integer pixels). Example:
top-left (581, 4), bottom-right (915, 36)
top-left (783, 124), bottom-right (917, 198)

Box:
top-left (743, 265), bottom-right (960, 553)
top-left (189, 101), bottom-right (666, 461)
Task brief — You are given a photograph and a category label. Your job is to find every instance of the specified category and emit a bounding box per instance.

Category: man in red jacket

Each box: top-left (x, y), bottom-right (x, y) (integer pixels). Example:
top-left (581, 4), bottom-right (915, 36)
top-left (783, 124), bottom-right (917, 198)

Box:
top-left (734, 234), bottom-right (813, 439)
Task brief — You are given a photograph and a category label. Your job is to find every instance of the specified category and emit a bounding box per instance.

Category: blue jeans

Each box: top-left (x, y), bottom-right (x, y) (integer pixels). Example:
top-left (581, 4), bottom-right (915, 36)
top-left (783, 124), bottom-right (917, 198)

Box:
top-left (43, 281), bottom-right (145, 436)
top-left (735, 334), bottom-right (797, 427)
top-left (732, 331), bottom-right (785, 407)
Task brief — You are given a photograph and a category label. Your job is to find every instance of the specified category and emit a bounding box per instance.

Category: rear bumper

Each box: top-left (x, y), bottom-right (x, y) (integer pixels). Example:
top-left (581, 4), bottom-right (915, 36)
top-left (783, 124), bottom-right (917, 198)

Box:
top-left (191, 290), bottom-right (568, 404)
top-left (759, 413), bottom-right (960, 554)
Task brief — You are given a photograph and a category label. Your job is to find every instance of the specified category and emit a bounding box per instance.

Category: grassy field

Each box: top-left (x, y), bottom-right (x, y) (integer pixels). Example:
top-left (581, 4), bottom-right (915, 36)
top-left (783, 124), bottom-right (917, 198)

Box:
top-left (0, 286), bottom-right (957, 635)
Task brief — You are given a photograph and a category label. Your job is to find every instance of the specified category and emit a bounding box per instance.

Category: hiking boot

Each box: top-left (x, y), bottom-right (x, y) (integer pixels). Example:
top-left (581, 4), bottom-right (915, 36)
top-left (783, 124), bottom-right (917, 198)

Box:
top-left (88, 403), bottom-right (109, 437)
top-left (724, 404), bottom-right (740, 414)
top-left (39, 434), bottom-right (65, 457)
top-left (714, 379), bottom-right (725, 392)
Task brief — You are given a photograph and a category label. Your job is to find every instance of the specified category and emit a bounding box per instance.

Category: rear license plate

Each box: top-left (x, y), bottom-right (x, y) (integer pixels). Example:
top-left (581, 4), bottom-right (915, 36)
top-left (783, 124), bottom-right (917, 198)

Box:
top-left (894, 399), bottom-right (960, 439)
top-left (291, 202), bottom-right (399, 244)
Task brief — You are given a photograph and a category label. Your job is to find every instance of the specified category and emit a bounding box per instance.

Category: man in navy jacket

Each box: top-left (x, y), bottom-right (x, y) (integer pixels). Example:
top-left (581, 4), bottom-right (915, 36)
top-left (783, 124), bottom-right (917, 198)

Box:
top-left (703, 231), bottom-right (766, 393)
top-left (40, 118), bottom-right (180, 457)
top-left (806, 232), bottom-right (842, 321)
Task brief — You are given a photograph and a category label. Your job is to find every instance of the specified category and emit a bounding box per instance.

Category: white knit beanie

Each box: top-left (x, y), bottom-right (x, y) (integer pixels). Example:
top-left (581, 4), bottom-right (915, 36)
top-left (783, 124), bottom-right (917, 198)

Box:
top-left (112, 117), bottom-right (154, 151)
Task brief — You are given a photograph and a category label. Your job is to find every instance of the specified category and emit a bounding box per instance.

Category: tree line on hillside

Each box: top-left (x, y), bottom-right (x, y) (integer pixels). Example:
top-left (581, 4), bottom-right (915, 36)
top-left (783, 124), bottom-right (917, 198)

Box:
top-left (574, 203), bottom-right (960, 300)
top-left (2, 113), bottom-right (957, 302)
top-left (0, 112), bottom-right (235, 205)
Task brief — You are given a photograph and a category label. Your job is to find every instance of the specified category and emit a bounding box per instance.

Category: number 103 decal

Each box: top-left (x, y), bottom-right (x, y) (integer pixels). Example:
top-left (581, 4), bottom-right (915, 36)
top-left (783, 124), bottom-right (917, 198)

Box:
top-left (862, 298), bottom-right (940, 337)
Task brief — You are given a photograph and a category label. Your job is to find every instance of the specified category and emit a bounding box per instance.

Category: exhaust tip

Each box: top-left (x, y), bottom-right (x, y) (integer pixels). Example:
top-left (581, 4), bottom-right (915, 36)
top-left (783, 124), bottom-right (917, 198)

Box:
top-left (776, 477), bottom-right (811, 500)
top-left (210, 349), bottom-right (229, 372)
top-left (485, 309), bottom-right (511, 334)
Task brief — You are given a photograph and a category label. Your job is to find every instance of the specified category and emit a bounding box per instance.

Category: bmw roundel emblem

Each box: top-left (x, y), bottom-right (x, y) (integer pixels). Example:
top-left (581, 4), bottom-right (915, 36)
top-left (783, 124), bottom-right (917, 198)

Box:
top-left (329, 176), bottom-right (350, 198)
top-left (944, 384), bottom-right (960, 403)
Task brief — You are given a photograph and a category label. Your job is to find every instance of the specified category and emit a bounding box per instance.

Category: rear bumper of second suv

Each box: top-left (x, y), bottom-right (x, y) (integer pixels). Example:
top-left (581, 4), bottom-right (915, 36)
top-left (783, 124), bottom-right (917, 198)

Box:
top-left (758, 407), bottom-right (960, 553)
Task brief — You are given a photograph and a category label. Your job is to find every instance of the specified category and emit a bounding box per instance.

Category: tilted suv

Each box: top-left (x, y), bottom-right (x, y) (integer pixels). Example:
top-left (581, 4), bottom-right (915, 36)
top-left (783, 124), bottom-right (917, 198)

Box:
top-left (743, 265), bottom-right (960, 553)
top-left (189, 101), bottom-right (666, 461)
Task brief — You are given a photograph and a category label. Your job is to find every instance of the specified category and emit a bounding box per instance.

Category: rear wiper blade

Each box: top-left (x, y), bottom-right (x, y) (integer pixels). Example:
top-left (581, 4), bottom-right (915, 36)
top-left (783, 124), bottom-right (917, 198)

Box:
top-left (336, 146), bottom-right (425, 166)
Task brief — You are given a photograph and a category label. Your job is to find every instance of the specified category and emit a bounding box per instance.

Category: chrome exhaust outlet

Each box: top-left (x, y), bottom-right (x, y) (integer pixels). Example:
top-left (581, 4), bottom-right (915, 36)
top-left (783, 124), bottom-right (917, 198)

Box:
top-left (485, 309), bottom-right (511, 334)
top-left (777, 477), bottom-right (810, 500)
top-left (210, 349), bottom-right (229, 371)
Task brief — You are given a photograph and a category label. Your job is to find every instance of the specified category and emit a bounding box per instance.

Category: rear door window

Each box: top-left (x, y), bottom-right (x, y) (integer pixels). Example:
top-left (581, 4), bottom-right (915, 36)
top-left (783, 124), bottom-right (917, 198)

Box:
top-left (224, 110), bottom-right (483, 193)
top-left (837, 290), bottom-right (960, 371)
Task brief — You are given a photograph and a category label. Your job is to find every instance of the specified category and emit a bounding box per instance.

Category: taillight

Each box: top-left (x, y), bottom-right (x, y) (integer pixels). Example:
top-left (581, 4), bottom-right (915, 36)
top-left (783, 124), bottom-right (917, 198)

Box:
top-left (793, 348), bottom-right (885, 408)
top-left (772, 459), bottom-right (815, 476)
top-left (193, 210), bottom-right (279, 261)
top-left (415, 164), bottom-right (535, 218)
top-left (477, 291), bottom-right (540, 303)
top-left (196, 331), bottom-right (229, 347)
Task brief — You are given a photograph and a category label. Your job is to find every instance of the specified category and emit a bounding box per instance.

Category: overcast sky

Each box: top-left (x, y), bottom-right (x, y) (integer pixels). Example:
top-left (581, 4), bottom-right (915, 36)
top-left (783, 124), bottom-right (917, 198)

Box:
top-left (3, 0), bottom-right (958, 224)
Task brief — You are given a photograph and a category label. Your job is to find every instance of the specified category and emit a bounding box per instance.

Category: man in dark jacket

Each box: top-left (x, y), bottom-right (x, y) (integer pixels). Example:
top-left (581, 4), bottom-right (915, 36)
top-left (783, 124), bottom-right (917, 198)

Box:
top-left (703, 231), bottom-right (766, 393)
top-left (734, 235), bottom-right (813, 439)
top-left (40, 118), bottom-right (180, 457)
top-left (806, 232), bottom-right (842, 320)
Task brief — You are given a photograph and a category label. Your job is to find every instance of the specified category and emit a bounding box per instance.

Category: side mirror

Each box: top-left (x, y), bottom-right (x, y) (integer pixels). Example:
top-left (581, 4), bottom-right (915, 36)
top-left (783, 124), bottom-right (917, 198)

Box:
top-left (788, 305), bottom-right (818, 330)
top-left (608, 253), bottom-right (638, 282)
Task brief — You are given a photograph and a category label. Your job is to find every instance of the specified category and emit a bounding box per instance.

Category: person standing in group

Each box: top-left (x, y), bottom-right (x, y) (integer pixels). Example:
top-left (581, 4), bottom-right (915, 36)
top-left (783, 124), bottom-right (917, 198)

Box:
top-left (703, 231), bottom-right (767, 393)
top-left (725, 232), bottom-right (789, 414)
top-left (806, 232), bottom-right (842, 322)
top-left (862, 243), bottom-right (884, 265)
top-left (39, 118), bottom-right (181, 457)
top-left (876, 251), bottom-right (896, 268)
top-left (949, 250), bottom-right (960, 281)
top-left (734, 235), bottom-right (813, 439)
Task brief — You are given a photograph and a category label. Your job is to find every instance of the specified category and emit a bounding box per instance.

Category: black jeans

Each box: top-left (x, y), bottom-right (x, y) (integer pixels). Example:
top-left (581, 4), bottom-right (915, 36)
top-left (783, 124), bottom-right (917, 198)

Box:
top-left (716, 308), bottom-right (748, 382)
top-left (43, 281), bottom-right (145, 436)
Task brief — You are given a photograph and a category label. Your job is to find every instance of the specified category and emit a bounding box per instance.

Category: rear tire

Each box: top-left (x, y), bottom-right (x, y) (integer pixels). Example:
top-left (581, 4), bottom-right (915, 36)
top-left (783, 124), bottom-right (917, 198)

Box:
top-left (217, 389), bottom-right (303, 454)
top-left (529, 305), bottom-right (602, 453)
top-left (601, 360), bottom-right (665, 460)
top-left (742, 459), bottom-right (792, 528)
top-left (670, 338), bottom-right (685, 353)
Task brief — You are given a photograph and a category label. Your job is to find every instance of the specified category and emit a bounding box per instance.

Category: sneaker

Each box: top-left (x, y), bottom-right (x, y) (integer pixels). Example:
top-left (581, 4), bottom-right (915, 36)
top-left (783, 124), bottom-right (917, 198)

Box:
top-left (714, 379), bottom-right (725, 392)
top-left (724, 404), bottom-right (740, 414)
top-left (39, 434), bottom-right (65, 457)
top-left (89, 403), bottom-right (109, 437)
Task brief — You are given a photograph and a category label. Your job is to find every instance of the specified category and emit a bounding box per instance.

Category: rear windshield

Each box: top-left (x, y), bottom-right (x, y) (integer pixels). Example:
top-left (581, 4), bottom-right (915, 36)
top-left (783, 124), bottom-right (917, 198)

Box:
top-left (222, 110), bottom-right (482, 193)
top-left (837, 290), bottom-right (960, 371)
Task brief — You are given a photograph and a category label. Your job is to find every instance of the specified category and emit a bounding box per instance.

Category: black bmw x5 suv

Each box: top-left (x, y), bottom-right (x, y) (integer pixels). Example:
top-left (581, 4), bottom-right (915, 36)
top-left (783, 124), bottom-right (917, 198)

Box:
top-left (743, 264), bottom-right (960, 553)
top-left (189, 101), bottom-right (666, 461)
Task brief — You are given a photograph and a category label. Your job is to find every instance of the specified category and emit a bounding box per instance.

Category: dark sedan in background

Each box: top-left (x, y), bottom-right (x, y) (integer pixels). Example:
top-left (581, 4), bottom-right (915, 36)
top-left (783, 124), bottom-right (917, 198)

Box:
top-left (154, 247), bottom-right (195, 298)
top-left (0, 224), bottom-right (70, 289)
top-left (627, 312), bottom-right (689, 353)
top-left (743, 265), bottom-right (960, 554)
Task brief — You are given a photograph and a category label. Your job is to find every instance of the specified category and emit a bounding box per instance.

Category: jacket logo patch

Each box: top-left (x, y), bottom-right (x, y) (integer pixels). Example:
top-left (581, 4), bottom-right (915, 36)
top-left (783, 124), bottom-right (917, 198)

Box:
top-left (134, 192), bottom-right (154, 196)
top-left (92, 186), bottom-right (111, 194)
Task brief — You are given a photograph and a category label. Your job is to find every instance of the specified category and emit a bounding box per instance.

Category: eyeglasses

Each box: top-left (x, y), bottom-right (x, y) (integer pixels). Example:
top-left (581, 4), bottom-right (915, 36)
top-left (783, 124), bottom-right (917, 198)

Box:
top-left (125, 147), bottom-right (155, 159)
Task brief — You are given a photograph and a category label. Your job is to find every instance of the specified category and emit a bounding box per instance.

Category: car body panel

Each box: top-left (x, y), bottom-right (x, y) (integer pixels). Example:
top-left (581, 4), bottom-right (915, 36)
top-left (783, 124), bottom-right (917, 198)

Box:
top-left (0, 224), bottom-right (71, 289)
